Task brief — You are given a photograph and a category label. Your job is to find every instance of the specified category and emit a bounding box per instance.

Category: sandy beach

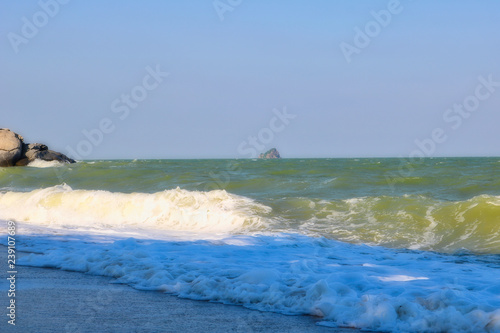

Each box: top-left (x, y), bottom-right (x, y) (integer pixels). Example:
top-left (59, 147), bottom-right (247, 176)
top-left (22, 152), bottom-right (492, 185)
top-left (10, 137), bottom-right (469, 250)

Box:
top-left (0, 246), bottom-right (358, 333)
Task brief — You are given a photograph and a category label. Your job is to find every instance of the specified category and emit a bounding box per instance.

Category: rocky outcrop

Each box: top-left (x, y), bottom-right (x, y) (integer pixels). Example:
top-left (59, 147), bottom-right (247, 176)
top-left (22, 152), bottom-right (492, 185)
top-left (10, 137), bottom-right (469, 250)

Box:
top-left (0, 129), bottom-right (24, 166)
top-left (0, 128), bottom-right (75, 167)
top-left (16, 143), bottom-right (76, 166)
top-left (259, 148), bottom-right (281, 159)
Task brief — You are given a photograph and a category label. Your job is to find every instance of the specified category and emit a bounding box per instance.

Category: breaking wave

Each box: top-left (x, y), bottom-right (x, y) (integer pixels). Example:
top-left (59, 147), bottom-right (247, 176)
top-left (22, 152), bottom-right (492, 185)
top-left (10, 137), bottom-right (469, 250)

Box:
top-left (0, 185), bottom-right (270, 233)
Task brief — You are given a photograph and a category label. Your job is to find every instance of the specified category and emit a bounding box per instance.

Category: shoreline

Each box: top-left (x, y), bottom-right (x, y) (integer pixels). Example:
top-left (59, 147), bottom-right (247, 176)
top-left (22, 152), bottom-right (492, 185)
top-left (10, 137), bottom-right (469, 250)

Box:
top-left (0, 246), bottom-right (359, 333)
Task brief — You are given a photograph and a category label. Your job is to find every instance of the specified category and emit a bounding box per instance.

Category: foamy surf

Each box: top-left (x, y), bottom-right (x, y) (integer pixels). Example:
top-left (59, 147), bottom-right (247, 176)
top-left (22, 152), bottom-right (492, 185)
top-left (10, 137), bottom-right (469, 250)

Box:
top-left (0, 185), bottom-right (271, 233)
top-left (7, 232), bottom-right (500, 333)
top-left (290, 194), bottom-right (500, 254)
top-left (1, 157), bottom-right (500, 332)
top-left (1, 185), bottom-right (500, 253)
top-left (26, 159), bottom-right (68, 168)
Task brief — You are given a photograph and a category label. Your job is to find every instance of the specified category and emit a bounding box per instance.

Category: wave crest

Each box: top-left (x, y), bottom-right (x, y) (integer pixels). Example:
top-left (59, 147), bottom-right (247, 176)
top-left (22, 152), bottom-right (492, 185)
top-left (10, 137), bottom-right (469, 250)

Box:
top-left (27, 159), bottom-right (68, 168)
top-left (0, 185), bottom-right (271, 233)
top-left (287, 194), bottom-right (500, 254)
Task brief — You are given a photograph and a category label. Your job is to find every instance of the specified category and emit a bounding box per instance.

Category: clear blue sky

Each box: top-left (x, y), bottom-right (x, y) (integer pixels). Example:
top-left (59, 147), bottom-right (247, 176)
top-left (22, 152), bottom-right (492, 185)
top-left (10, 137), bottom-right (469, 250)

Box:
top-left (1, 0), bottom-right (499, 159)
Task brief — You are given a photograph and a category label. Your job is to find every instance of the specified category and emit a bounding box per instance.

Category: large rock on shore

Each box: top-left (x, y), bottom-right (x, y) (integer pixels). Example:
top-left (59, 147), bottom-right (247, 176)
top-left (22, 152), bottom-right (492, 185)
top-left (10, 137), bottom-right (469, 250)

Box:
top-left (0, 128), bottom-right (75, 167)
top-left (16, 143), bottom-right (76, 166)
top-left (0, 129), bottom-right (24, 166)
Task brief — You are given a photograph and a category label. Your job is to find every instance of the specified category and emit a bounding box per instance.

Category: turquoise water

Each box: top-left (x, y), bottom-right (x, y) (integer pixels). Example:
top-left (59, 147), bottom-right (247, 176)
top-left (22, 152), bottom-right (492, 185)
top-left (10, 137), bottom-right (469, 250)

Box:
top-left (1, 158), bottom-right (500, 332)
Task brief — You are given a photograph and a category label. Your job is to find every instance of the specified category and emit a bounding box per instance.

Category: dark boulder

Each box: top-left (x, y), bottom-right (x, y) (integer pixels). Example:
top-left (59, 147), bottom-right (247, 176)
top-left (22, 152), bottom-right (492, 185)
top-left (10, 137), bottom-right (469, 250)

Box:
top-left (0, 129), bottom-right (75, 167)
top-left (23, 143), bottom-right (75, 164)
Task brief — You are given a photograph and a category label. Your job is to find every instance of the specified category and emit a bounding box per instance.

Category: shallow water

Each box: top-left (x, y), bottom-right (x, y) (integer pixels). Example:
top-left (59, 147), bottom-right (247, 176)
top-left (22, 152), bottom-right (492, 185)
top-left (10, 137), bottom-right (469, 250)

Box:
top-left (1, 158), bottom-right (499, 332)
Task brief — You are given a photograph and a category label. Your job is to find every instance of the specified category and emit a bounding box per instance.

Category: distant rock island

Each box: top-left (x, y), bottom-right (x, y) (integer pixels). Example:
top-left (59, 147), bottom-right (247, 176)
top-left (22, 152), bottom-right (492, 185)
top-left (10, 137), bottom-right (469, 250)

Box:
top-left (259, 148), bottom-right (281, 159)
top-left (0, 128), bottom-right (76, 167)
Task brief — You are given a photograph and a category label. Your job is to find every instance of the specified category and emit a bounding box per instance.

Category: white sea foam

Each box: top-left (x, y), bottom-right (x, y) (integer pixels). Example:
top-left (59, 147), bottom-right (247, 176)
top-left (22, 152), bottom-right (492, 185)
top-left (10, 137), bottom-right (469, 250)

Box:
top-left (0, 185), bottom-right (271, 233)
top-left (27, 159), bottom-right (67, 168)
top-left (1, 183), bottom-right (500, 332)
top-left (5, 231), bottom-right (499, 333)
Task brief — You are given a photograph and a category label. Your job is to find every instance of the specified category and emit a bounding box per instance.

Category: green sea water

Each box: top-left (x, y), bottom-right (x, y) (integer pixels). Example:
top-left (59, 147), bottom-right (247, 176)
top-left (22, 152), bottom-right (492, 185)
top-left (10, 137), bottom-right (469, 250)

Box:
top-left (1, 157), bottom-right (499, 254)
top-left (2, 157), bottom-right (500, 332)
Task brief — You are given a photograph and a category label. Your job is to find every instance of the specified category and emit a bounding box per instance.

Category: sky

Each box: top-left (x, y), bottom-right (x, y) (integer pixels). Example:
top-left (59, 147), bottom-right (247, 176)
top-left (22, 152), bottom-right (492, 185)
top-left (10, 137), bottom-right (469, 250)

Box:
top-left (1, 0), bottom-right (499, 159)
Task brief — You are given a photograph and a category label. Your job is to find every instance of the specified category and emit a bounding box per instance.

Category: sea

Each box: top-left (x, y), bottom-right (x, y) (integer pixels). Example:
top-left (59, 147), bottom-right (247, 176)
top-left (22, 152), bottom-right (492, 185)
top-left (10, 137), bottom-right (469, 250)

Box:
top-left (1, 158), bottom-right (499, 332)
